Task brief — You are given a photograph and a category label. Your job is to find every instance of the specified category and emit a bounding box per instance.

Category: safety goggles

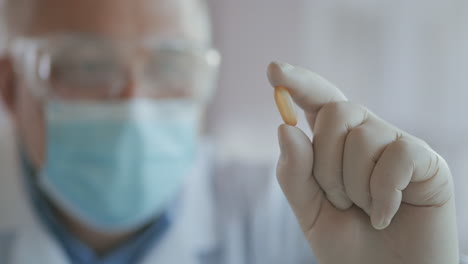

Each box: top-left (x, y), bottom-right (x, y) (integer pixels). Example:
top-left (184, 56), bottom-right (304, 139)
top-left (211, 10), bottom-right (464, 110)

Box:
top-left (10, 34), bottom-right (221, 102)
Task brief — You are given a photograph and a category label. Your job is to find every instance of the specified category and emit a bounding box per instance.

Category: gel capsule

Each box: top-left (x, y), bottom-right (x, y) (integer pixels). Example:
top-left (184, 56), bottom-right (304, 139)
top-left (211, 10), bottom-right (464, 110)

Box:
top-left (274, 86), bottom-right (297, 126)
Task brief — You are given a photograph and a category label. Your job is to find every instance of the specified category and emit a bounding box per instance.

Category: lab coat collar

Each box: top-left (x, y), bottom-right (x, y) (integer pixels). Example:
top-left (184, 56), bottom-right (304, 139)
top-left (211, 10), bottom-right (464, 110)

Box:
top-left (0, 138), bottom-right (70, 263)
top-left (1, 139), bottom-right (218, 264)
top-left (140, 140), bottom-right (218, 263)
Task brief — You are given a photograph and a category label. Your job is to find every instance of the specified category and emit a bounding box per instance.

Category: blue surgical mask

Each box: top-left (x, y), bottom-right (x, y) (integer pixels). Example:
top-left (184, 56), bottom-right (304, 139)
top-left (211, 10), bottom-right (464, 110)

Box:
top-left (38, 98), bottom-right (201, 232)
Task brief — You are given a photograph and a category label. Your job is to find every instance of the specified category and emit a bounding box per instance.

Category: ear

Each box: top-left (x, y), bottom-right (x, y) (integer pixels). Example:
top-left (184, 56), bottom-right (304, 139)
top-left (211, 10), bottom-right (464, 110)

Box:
top-left (0, 56), bottom-right (16, 114)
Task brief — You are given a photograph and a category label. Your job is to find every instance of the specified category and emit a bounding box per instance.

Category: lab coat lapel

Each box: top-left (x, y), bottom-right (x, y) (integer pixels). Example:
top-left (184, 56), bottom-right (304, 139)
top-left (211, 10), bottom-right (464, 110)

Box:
top-left (1, 135), bottom-right (218, 264)
top-left (9, 224), bottom-right (69, 264)
top-left (0, 141), bottom-right (70, 264)
top-left (141, 142), bottom-right (218, 264)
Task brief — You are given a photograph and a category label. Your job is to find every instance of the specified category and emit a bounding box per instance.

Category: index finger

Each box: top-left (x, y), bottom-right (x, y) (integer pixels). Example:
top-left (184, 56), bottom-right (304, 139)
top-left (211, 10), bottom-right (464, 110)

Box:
top-left (267, 61), bottom-right (347, 115)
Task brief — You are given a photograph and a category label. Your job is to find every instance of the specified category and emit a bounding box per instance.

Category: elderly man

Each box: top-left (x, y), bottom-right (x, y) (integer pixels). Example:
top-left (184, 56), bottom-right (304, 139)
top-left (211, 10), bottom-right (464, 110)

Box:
top-left (0, 0), bottom-right (461, 263)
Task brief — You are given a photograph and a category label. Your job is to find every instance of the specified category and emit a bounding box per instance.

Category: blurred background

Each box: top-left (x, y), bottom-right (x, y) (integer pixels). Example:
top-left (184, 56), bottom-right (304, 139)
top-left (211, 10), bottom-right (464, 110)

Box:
top-left (1, 0), bottom-right (467, 254)
top-left (206, 0), bottom-right (468, 253)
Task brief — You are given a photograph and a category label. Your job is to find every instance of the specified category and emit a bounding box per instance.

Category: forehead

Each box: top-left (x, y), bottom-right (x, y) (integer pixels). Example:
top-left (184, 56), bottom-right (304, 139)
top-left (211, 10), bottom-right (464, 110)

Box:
top-left (14, 0), bottom-right (208, 44)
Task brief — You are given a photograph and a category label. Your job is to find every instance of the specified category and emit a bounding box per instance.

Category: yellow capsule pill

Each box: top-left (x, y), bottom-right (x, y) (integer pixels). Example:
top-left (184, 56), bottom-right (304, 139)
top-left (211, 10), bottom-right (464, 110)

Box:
top-left (274, 86), bottom-right (298, 126)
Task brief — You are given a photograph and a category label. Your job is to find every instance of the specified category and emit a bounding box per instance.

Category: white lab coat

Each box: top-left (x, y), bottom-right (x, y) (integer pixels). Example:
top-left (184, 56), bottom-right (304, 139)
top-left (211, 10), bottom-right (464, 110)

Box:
top-left (0, 138), bottom-right (315, 264)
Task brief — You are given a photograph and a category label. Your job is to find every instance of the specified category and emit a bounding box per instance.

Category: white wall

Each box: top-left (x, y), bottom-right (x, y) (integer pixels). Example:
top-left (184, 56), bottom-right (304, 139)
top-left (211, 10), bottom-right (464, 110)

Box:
top-left (208, 0), bottom-right (468, 252)
top-left (207, 0), bottom-right (312, 162)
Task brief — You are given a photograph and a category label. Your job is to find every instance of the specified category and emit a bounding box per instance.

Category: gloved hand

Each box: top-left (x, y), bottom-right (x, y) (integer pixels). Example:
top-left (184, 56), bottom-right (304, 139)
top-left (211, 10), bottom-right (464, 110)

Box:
top-left (268, 62), bottom-right (459, 264)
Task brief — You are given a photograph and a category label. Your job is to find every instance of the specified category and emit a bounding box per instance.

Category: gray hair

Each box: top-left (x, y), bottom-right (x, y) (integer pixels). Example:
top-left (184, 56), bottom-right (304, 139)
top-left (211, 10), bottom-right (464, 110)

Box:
top-left (0, 0), bottom-right (35, 54)
top-left (0, 0), bottom-right (212, 54)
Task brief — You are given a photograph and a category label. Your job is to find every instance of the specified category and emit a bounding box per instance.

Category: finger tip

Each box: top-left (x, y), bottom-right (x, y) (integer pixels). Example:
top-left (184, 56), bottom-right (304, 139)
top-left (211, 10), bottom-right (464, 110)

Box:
top-left (278, 123), bottom-right (292, 131)
top-left (372, 220), bottom-right (390, 231)
top-left (268, 60), bottom-right (291, 71)
top-left (277, 125), bottom-right (313, 159)
top-left (267, 61), bottom-right (294, 87)
top-left (326, 191), bottom-right (353, 210)
top-left (278, 124), bottom-right (301, 141)
top-left (278, 124), bottom-right (294, 146)
top-left (371, 213), bottom-right (391, 230)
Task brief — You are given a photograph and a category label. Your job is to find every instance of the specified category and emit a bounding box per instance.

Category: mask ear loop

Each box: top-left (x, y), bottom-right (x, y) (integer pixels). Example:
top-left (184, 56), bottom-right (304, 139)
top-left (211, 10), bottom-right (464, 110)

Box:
top-left (36, 52), bottom-right (55, 101)
top-left (21, 44), bottom-right (50, 100)
top-left (38, 54), bottom-right (51, 82)
top-left (199, 49), bottom-right (221, 103)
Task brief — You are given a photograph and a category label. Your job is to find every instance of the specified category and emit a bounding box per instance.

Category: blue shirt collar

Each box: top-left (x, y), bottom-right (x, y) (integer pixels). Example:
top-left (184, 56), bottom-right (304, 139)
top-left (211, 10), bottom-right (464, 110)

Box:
top-left (20, 150), bottom-right (174, 264)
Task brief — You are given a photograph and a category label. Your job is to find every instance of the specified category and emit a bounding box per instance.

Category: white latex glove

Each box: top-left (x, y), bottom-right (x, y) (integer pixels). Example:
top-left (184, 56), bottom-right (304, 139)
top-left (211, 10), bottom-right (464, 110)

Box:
top-left (268, 62), bottom-right (459, 264)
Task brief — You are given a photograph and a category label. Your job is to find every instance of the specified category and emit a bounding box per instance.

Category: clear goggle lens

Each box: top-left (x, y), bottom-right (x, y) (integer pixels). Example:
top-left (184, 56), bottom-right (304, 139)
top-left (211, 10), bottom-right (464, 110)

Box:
top-left (12, 36), bottom-right (221, 102)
